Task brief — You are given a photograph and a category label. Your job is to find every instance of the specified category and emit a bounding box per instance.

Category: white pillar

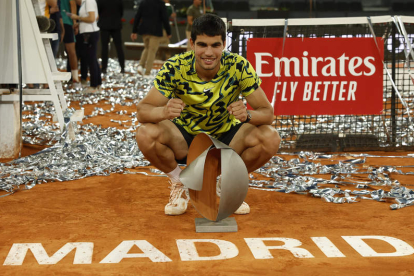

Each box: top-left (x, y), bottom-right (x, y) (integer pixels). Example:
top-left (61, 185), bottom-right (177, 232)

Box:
top-left (0, 98), bottom-right (21, 158)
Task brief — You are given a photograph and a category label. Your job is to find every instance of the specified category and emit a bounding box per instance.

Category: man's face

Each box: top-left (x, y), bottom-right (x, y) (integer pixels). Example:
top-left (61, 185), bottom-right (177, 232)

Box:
top-left (194, 0), bottom-right (202, 6)
top-left (191, 34), bottom-right (225, 73)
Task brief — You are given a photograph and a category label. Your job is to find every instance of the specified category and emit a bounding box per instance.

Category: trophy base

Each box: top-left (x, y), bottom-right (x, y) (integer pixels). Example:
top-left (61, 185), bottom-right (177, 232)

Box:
top-left (195, 217), bottom-right (238, 233)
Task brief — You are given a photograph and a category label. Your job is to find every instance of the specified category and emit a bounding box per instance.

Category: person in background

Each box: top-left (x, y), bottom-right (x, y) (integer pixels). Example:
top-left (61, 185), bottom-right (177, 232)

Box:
top-left (186, 0), bottom-right (202, 51)
top-left (74, 2), bottom-right (88, 86)
top-left (61, 0), bottom-right (81, 88)
top-left (49, 0), bottom-right (64, 58)
top-left (71, 0), bottom-right (101, 92)
top-left (97, 0), bottom-right (125, 74)
top-left (131, 0), bottom-right (171, 77)
top-left (159, 0), bottom-right (176, 60)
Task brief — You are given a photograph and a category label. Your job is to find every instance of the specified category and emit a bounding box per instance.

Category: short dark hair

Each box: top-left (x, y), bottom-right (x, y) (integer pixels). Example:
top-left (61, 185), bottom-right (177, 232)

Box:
top-left (191, 14), bottom-right (226, 44)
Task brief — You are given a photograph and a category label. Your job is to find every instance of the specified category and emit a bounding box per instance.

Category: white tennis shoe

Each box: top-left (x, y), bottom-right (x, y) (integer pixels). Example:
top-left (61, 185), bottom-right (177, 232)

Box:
top-left (137, 65), bottom-right (144, 75)
top-left (165, 180), bottom-right (190, 215)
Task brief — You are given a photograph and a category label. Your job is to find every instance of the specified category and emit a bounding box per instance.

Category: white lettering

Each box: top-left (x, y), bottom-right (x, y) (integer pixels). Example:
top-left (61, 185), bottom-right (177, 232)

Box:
top-left (303, 82), bottom-right (312, 101)
top-left (331, 81), bottom-right (339, 101)
top-left (100, 240), bottom-right (172, 263)
top-left (245, 238), bottom-right (314, 259)
top-left (255, 51), bottom-right (376, 78)
top-left (343, 236), bottom-right (414, 257)
top-left (290, 82), bottom-right (298, 101)
top-left (254, 52), bottom-right (273, 77)
top-left (349, 56), bottom-right (363, 76)
top-left (302, 51), bottom-right (309, 77)
top-left (313, 81), bottom-right (322, 101)
top-left (176, 239), bottom-right (239, 261)
top-left (274, 57), bottom-right (300, 77)
top-left (311, 57), bottom-right (324, 76)
top-left (322, 81), bottom-right (331, 101)
top-left (322, 57), bottom-right (337, 76)
top-left (338, 54), bottom-right (349, 76)
top-left (348, 81), bottom-right (357, 100)
top-left (364, 57), bottom-right (376, 76)
top-left (281, 82), bottom-right (288, 101)
top-left (311, 237), bottom-right (346, 257)
top-left (3, 243), bottom-right (93, 265)
top-left (338, 81), bottom-right (347, 101)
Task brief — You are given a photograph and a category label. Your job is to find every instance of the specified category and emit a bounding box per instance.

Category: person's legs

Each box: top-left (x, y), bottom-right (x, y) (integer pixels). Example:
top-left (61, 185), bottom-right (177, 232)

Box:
top-left (136, 120), bottom-right (190, 215)
top-left (111, 29), bottom-right (125, 73)
top-left (50, 29), bottom-right (61, 58)
top-left (76, 33), bottom-right (88, 82)
top-left (63, 24), bottom-right (79, 83)
top-left (136, 120), bottom-right (189, 173)
top-left (229, 124), bottom-right (281, 173)
top-left (159, 29), bottom-right (171, 60)
top-left (143, 35), bottom-right (161, 76)
top-left (139, 35), bottom-right (150, 69)
top-left (100, 29), bottom-right (110, 74)
top-left (221, 123), bottom-right (280, 214)
top-left (85, 32), bottom-right (102, 88)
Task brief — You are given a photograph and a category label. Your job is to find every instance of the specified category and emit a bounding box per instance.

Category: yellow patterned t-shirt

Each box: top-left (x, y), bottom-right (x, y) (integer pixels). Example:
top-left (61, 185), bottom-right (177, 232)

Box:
top-left (154, 51), bottom-right (261, 138)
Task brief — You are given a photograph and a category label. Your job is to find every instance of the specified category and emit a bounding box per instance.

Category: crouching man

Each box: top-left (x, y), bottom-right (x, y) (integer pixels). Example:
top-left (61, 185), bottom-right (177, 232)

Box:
top-left (136, 13), bottom-right (281, 215)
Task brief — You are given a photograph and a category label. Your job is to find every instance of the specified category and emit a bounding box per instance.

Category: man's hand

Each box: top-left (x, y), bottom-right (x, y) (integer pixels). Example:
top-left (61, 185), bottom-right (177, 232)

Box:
top-left (227, 100), bottom-right (248, 122)
top-left (131, 33), bottom-right (138, 41)
top-left (73, 23), bottom-right (79, 35)
top-left (163, 98), bottom-right (185, 120)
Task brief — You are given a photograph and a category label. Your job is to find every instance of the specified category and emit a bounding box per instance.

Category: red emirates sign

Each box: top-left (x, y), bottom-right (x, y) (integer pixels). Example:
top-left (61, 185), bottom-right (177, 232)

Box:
top-left (247, 38), bottom-right (384, 115)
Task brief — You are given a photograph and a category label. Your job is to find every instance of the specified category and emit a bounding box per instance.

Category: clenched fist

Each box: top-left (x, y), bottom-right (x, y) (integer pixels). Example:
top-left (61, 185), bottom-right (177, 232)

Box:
top-left (164, 98), bottom-right (186, 120)
top-left (227, 100), bottom-right (248, 122)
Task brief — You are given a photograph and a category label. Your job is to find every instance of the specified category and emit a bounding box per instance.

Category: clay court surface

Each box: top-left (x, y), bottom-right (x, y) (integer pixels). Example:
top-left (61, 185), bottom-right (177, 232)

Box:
top-left (1, 79), bottom-right (414, 275)
top-left (1, 145), bottom-right (414, 275)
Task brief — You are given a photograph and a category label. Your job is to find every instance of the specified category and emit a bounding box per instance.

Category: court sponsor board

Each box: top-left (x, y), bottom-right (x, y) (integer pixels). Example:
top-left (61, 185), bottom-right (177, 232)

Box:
top-left (247, 37), bottom-right (384, 116)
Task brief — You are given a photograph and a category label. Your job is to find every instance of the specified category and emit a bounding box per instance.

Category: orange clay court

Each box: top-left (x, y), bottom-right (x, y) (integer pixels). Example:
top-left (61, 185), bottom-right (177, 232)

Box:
top-left (1, 89), bottom-right (414, 276)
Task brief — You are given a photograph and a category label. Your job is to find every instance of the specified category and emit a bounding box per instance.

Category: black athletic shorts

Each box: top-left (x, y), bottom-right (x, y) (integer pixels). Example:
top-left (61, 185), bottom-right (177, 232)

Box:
top-left (63, 24), bottom-right (76, 44)
top-left (173, 121), bottom-right (244, 164)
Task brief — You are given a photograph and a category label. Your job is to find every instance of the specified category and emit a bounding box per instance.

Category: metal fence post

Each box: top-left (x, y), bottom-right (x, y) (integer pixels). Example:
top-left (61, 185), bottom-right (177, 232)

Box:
top-left (391, 22), bottom-right (396, 146)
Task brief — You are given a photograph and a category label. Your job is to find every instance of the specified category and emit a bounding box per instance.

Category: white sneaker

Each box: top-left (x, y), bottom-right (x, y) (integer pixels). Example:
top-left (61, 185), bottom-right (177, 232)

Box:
top-left (137, 65), bottom-right (144, 75)
top-left (73, 81), bottom-right (82, 90)
top-left (82, 86), bottom-right (102, 94)
top-left (165, 180), bottom-right (190, 215)
top-left (234, 201), bottom-right (250, 215)
top-left (216, 177), bottom-right (250, 215)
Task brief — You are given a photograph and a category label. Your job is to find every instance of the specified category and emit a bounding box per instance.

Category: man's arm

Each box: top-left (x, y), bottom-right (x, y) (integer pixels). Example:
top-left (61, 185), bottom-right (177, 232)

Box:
top-left (227, 87), bottom-right (274, 126)
top-left (60, 18), bottom-right (65, 42)
top-left (46, 0), bottom-right (57, 7)
top-left (71, 11), bottom-right (96, 23)
top-left (187, 7), bottom-right (194, 27)
top-left (137, 86), bottom-right (185, 123)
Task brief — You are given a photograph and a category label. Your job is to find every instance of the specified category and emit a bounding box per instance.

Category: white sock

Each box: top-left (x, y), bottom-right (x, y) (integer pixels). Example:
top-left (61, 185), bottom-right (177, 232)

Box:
top-left (71, 70), bottom-right (79, 82)
top-left (166, 165), bottom-right (182, 182)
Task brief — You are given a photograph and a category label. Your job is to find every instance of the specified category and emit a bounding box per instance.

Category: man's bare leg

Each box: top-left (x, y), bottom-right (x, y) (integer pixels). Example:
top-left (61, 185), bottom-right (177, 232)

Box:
top-left (228, 124), bottom-right (280, 214)
top-left (230, 124), bottom-right (280, 173)
top-left (136, 120), bottom-right (188, 173)
top-left (136, 120), bottom-right (190, 215)
top-left (65, 42), bottom-right (79, 83)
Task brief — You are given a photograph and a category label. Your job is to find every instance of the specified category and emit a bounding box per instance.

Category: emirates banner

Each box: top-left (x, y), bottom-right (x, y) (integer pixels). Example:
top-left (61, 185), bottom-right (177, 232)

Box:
top-left (247, 38), bottom-right (384, 115)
